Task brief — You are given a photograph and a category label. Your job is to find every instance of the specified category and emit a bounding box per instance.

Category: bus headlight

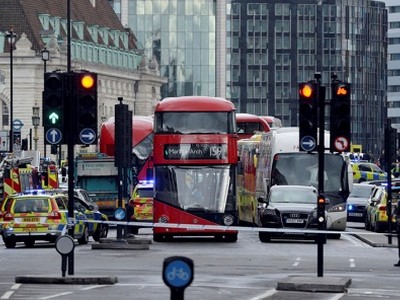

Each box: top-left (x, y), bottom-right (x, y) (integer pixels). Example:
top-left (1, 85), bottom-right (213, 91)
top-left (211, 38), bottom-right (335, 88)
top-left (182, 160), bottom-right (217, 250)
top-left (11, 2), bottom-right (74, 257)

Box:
top-left (223, 214), bottom-right (234, 226)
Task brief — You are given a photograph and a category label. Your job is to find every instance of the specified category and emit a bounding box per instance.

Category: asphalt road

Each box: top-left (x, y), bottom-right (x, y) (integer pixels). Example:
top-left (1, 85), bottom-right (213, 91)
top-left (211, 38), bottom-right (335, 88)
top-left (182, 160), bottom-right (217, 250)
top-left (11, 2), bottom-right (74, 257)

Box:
top-left (0, 224), bottom-right (399, 300)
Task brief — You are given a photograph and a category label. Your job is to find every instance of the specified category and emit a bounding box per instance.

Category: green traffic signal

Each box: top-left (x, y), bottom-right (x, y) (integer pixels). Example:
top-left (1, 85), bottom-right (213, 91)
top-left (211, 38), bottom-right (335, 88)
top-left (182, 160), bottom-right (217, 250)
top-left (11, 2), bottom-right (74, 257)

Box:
top-left (48, 112), bottom-right (59, 124)
top-left (43, 72), bottom-right (65, 144)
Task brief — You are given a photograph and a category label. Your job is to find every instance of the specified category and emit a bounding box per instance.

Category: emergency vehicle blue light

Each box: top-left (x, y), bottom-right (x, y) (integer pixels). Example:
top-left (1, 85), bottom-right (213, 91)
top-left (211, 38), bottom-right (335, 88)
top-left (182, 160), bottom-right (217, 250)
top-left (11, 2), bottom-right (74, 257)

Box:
top-left (139, 180), bottom-right (154, 185)
top-left (24, 189), bottom-right (45, 195)
top-left (348, 204), bottom-right (354, 211)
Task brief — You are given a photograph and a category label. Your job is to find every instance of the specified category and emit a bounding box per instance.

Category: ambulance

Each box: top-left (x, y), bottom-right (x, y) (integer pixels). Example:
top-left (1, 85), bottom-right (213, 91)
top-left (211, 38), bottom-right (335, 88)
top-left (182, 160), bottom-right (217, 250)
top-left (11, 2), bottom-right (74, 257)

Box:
top-left (127, 180), bottom-right (154, 234)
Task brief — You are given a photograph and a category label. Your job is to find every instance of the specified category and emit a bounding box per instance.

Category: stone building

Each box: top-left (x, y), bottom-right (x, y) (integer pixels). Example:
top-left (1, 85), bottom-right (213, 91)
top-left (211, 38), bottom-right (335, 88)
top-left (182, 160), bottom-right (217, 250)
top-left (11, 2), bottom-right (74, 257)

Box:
top-left (0, 0), bottom-right (166, 157)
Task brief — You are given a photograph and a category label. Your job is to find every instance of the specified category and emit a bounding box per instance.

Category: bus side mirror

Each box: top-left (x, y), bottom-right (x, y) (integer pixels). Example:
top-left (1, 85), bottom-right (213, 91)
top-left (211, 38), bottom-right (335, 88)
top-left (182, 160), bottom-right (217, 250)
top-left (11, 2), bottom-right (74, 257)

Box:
top-left (262, 178), bottom-right (269, 194)
top-left (258, 196), bottom-right (268, 205)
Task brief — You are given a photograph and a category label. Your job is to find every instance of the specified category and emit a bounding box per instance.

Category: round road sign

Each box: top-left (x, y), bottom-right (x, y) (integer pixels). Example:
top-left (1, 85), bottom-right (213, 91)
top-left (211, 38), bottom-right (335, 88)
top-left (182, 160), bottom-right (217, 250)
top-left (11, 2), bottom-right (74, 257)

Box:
top-left (55, 235), bottom-right (75, 255)
top-left (333, 136), bottom-right (349, 152)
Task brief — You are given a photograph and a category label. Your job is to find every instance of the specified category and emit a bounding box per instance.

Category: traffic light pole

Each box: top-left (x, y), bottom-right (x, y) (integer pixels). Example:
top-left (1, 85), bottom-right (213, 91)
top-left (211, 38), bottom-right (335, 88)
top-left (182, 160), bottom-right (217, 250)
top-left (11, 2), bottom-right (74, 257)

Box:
top-left (316, 73), bottom-right (325, 277)
top-left (66, 0), bottom-right (74, 275)
top-left (66, 73), bottom-right (75, 276)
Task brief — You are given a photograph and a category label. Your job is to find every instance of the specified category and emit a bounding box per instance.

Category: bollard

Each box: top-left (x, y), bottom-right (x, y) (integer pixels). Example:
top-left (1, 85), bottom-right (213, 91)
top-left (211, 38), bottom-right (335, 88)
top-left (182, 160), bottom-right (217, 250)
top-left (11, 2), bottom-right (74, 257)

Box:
top-left (55, 235), bottom-right (75, 277)
top-left (163, 256), bottom-right (194, 300)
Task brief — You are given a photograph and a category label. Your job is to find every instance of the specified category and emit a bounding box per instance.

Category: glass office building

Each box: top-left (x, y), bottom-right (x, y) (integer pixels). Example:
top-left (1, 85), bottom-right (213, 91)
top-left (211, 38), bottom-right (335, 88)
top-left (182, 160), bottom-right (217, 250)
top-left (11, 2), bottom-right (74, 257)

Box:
top-left (110, 0), bottom-right (388, 157)
top-left (109, 0), bottom-right (224, 98)
top-left (227, 0), bottom-right (387, 157)
top-left (385, 1), bottom-right (400, 133)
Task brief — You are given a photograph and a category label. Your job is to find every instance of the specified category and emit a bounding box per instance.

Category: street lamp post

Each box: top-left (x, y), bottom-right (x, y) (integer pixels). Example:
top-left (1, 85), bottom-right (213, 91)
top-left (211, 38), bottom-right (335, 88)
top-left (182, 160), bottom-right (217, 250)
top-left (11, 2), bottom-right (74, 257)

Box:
top-left (41, 47), bottom-right (50, 157)
top-left (6, 27), bottom-right (17, 153)
top-left (41, 48), bottom-right (49, 73)
top-left (32, 105), bottom-right (40, 151)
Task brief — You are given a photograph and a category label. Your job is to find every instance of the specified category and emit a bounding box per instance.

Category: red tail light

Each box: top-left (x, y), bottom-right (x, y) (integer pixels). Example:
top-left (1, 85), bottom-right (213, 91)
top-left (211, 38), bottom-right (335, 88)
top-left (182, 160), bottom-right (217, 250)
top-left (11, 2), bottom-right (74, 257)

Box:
top-left (379, 206), bottom-right (386, 212)
top-left (4, 212), bottom-right (14, 221)
top-left (48, 211), bottom-right (62, 220)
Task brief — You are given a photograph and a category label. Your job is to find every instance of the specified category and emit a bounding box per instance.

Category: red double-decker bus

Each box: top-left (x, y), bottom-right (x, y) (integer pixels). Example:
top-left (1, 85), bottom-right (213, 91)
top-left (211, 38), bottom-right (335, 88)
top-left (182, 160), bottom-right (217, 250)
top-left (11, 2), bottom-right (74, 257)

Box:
top-left (236, 113), bottom-right (270, 140)
top-left (152, 96), bottom-right (238, 242)
top-left (99, 115), bottom-right (154, 181)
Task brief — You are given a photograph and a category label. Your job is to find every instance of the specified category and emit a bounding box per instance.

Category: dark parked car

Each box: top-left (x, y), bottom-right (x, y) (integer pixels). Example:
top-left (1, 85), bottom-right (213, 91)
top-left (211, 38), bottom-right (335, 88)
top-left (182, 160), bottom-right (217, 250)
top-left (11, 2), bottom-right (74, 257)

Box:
top-left (258, 185), bottom-right (320, 243)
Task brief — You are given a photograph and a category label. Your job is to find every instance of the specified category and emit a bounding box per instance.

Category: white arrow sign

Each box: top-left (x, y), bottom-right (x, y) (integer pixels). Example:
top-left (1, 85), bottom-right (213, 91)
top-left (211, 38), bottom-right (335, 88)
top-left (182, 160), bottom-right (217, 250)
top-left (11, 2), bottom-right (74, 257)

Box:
top-left (81, 132), bottom-right (95, 140)
top-left (45, 128), bottom-right (62, 144)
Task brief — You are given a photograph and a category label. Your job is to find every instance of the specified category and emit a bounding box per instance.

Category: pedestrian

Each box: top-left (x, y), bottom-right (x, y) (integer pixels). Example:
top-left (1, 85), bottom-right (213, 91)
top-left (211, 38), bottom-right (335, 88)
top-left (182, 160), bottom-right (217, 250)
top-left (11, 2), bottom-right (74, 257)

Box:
top-left (379, 149), bottom-right (386, 171)
top-left (362, 151), bottom-right (371, 162)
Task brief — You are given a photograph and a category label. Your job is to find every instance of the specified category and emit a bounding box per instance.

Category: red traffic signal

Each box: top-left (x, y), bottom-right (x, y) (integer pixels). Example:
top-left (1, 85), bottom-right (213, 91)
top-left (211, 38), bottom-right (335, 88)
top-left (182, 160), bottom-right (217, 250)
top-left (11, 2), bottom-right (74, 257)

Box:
top-left (80, 74), bottom-right (95, 89)
top-left (74, 72), bottom-right (98, 145)
top-left (299, 82), bottom-right (318, 151)
top-left (299, 83), bottom-right (314, 98)
top-left (330, 82), bottom-right (351, 152)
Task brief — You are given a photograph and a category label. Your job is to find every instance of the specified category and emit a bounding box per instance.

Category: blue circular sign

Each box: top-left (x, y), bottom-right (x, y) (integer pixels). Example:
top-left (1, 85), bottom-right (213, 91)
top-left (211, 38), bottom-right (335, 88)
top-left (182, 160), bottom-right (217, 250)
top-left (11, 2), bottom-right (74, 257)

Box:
top-left (163, 259), bottom-right (192, 288)
top-left (114, 207), bottom-right (126, 221)
top-left (79, 128), bottom-right (96, 145)
top-left (300, 136), bottom-right (316, 151)
top-left (12, 119), bottom-right (24, 131)
top-left (46, 128), bottom-right (62, 144)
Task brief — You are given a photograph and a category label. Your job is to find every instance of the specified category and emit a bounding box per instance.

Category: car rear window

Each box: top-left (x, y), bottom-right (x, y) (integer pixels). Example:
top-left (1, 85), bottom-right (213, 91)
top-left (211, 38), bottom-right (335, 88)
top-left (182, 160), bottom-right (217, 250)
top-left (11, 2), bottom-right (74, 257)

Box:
top-left (13, 198), bottom-right (50, 213)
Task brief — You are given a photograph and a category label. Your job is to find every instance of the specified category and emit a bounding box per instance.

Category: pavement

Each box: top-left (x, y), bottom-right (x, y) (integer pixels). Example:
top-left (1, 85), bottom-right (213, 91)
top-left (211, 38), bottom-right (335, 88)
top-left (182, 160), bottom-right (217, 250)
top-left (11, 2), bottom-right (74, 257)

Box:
top-left (276, 227), bottom-right (400, 293)
top-left (13, 225), bottom-right (400, 290)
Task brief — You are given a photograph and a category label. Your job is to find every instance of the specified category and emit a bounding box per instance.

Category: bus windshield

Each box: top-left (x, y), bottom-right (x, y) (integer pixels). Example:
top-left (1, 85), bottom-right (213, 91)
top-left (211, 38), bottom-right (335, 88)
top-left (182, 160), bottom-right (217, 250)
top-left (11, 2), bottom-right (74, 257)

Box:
top-left (155, 112), bottom-right (232, 134)
top-left (155, 165), bottom-right (232, 213)
top-left (271, 153), bottom-right (345, 192)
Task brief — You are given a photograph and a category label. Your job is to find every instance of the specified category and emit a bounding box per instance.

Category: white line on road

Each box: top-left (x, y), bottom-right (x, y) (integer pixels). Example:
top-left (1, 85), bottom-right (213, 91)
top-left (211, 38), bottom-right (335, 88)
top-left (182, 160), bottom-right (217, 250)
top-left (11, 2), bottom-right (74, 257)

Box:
top-left (10, 284), bottom-right (20, 290)
top-left (39, 292), bottom-right (73, 299)
top-left (0, 291), bottom-right (13, 299)
top-left (349, 258), bottom-right (356, 268)
top-left (329, 293), bottom-right (346, 300)
top-left (249, 289), bottom-right (277, 300)
top-left (0, 283), bottom-right (21, 299)
top-left (293, 257), bottom-right (301, 267)
top-left (80, 285), bottom-right (108, 291)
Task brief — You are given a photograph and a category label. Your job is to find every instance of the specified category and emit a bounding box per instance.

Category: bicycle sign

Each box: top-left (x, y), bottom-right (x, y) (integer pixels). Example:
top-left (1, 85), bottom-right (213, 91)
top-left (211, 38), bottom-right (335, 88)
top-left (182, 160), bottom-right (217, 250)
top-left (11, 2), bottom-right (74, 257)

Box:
top-left (163, 256), bottom-right (194, 299)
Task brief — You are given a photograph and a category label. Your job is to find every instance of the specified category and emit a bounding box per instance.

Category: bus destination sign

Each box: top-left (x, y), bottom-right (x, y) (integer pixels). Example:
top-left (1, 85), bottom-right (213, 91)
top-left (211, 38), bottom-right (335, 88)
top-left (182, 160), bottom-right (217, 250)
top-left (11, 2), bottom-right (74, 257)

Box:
top-left (164, 143), bottom-right (228, 160)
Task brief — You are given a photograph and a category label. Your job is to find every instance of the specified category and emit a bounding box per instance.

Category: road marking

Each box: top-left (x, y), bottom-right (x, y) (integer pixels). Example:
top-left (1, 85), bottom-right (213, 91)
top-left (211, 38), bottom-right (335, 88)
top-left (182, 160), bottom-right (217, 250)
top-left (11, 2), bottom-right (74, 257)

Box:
top-left (329, 293), bottom-right (346, 300)
top-left (80, 285), bottom-right (106, 291)
top-left (349, 258), bottom-right (356, 268)
top-left (0, 291), bottom-right (13, 299)
top-left (293, 257), bottom-right (301, 267)
top-left (249, 289), bottom-right (277, 300)
top-left (39, 292), bottom-right (73, 299)
top-left (0, 283), bottom-right (21, 299)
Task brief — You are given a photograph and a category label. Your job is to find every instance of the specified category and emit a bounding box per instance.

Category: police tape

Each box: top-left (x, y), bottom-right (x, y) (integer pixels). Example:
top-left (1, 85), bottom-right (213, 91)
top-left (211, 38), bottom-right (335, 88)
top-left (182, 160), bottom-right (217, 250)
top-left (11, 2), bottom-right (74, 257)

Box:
top-left (0, 219), bottom-right (396, 236)
top-left (83, 219), bottom-right (397, 236)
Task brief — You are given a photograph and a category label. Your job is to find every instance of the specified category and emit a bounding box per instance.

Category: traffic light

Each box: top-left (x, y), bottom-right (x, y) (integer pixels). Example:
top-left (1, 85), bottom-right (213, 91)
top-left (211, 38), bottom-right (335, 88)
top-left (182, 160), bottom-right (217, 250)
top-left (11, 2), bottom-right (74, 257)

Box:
top-left (21, 138), bottom-right (28, 151)
top-left (317, 194), bottom-right (326, 228)
top-left (75, 72), bottom-right (98, 144)
top-left (43, 72), bottom-right (65, 144)
top-left (330, 82), bottom-right (351, 152)
top-left (299, 82), bottom-right (318, 151)
top-left (51, 144), bottom-right (58, 155)
top-left (385, 126), bottom-right (397, 164)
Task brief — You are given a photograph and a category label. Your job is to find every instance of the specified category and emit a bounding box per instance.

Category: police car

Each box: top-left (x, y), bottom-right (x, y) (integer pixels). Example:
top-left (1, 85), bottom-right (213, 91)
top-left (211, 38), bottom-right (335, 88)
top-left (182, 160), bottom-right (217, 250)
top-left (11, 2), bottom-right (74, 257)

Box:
top-left (352, 162), bottom-right (387, 183)
top-left (127, 180), bottom-right (154, 234)
top-left (1, 192), bottom-right (89, 248)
